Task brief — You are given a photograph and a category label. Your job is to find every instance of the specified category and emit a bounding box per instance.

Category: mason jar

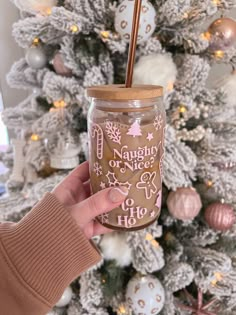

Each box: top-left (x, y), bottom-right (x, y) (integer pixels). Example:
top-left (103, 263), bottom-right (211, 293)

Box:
top-left (87, 85), bottom-right (165, 231)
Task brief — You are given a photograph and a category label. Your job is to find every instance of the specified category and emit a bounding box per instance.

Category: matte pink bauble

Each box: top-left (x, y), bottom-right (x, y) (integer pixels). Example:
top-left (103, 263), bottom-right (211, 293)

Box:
top-left (205, 202), bottom-right (235, 232)
top-left (52, 52), bottom-right (73, 77)
top-left (167, 187), bottom-right (202, 221)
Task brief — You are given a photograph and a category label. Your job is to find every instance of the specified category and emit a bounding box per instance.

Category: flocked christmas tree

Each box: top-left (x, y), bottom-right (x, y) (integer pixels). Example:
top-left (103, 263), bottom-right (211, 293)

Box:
top-left (1, 0), bottom-right (236, 314)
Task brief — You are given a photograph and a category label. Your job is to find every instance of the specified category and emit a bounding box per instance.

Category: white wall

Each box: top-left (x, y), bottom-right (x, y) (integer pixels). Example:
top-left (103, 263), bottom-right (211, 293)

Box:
top-left (0, 1), bottom-right (27, 109)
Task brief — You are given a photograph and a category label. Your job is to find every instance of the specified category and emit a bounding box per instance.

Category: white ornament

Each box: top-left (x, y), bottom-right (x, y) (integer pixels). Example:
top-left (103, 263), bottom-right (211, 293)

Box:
top-left (126, 275), bottom-right (165, 315)
top-left (55, 287), bottom-right (73, 308)
top-left (115, 0), bottom-right (156, 43)
top-left (14, 0), bottom-right (57, 14)
top-left (100, 233), bottom-right (132, 267)
top-left (214, 70), bottom-right (236, 107)
top-left (133, 54), bottom-right (177, 93)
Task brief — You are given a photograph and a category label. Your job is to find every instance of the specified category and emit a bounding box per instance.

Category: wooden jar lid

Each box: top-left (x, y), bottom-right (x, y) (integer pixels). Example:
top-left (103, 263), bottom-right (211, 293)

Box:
top-left (87, 84), bottom-right (163, 100)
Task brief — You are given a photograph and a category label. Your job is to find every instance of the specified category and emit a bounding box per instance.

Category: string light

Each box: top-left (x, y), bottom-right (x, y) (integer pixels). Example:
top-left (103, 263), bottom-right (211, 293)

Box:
top-left (211, 272), bottom-right (224, 287)
top-left (178, 105), bottom-right (187, 114)
top-left (145, 233), bottom-right (160, 248)
top-left (100, 31), bottom-right (110, 39)
top-left (102, 279), bottom-right (106, 284)
top-left (32, 38), bottom-right (40, 46)
top-left (45, 8), bottom-right (52, 15)
top-left (206, 180), bottom-right (214, 188)
top-left (167, 81), bottom-right (174, 92)
top-left (53, 100), bottom-right (67, 108)
top-left (212, 0), bottom-right (221, 5)
top-left (31, 134), bottom-right (40, 141)
top-left (214, 50), bottom-right (224, 59)
top-left (117, 304), bottom-right (127, 315)
top-left (70, 25), bottom-right (79, 33)
top-left (201, 32), bottom-right (211, 41)
top-left (183, 12), bottom-right (189, 19)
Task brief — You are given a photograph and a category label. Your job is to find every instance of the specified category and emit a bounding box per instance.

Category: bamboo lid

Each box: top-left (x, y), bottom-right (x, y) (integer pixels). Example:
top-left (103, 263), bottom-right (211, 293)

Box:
top-left (87, 85), bottom-right (163, 100)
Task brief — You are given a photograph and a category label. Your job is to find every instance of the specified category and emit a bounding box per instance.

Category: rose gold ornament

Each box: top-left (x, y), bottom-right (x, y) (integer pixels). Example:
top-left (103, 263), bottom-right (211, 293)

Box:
top-left (52, 52), bottom-right (73, 77)
top-left (167, 187), bottom-right (202, 221)
top-left (206, 17), bottom-right (236, 51)
top-left (204, 202), bottom-right (235, 232)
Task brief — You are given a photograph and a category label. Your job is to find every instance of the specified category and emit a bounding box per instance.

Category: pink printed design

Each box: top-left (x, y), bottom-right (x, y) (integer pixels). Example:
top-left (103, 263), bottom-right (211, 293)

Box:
top-left (106, 121), bottom-right (121, 144)
top-left (127, 121), bottom-right (142, 137)
top-left (93, 162), bottom-right (102, 177)
top-left (155, 191), bottom-right (162, 209)
top-left (106, 171), bottom-right (132, 191)
top-left (146, 132), bottom-right (154, 142)
top-left (92, 124), bottom-right (104, 160)
top-left (160, 127), bottom-right (166, 179)
top-left (100, 181), bottom-right (106, 189)
top-left (136, 172), bottom-right (158, 199)
top-left (154, 115), bottom-right (163, 131)
top-left (98, 213), bottom-right (109, 224)
top-left (150, 210), bottom-right (156, 218)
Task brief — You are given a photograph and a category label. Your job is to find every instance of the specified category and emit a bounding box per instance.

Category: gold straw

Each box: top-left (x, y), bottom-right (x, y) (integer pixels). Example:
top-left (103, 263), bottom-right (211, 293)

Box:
top-left (125, 0), bottom-right (143, 88)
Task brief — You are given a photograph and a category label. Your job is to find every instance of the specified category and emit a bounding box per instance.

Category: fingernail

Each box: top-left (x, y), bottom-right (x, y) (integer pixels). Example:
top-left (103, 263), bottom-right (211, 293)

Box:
top-left (108, 187), bottom-right (129, 203)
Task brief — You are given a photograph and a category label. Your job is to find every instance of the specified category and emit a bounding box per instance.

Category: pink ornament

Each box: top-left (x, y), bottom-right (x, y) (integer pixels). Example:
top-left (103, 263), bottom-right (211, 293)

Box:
top-left (52, 52), bottom-right (73, 77)
top-left (167, 187), bottom-right (202, 221)
top-left (204, 202), bottom-right (235, 232)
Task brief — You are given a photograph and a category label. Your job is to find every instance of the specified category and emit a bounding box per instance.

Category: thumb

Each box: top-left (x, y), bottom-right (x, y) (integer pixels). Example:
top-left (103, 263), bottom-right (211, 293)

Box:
top-left (70, 187), bottom-right (129, 228)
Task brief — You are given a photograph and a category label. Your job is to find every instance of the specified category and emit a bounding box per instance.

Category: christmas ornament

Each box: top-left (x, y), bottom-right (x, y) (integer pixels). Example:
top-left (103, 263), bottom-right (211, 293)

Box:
top-left (55, 286), bottom-right (73, 308)
top-left (167, 187), bottom-right (202, 221)
top-left (52, 52), bottom-right (73, 77)
top-left (176, 288), bottom-right (218, 315)
top-left (133, 54), bottom-right (177, 93)
top-left (45, 130), bottom-right (80, 170)
top-left (26, 46), bottom-right (47, 69)
top-left (115, 0), bottom-right (156, 43)
top-left (204, 202), bottom-right (235, 232)
top-left (14, 0), bottom-right (57, 14)
top-left (206, 17), bottom-right (236, 51)
top-left (126, 274), bottom-right (165, 315)
top-left (214, 69), bottom-right (236, 107)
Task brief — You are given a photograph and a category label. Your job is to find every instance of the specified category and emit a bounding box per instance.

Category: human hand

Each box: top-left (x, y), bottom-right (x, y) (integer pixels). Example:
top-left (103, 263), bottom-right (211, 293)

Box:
top-left (52, 161), bottom-right (128, 239)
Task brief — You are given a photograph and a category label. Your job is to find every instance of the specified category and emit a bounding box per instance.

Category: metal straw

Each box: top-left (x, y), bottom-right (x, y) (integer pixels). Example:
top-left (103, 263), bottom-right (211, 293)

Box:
top-left (125, 0), bottom-right (142, 88)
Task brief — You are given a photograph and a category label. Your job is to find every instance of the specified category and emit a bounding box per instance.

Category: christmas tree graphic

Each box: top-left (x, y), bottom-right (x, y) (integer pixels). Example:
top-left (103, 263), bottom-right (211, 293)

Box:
top-left (127, 121), bottom-right (142, 137)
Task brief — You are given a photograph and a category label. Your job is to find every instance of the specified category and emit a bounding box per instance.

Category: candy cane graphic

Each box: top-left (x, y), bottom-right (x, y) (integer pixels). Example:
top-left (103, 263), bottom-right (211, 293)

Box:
top-left (92, 124), bottom-right (104, 160)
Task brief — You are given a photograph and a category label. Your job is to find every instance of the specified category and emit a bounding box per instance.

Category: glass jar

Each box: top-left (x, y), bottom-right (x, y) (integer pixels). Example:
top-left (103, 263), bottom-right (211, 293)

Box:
top-left (87, 85), bottom-right (165, 231)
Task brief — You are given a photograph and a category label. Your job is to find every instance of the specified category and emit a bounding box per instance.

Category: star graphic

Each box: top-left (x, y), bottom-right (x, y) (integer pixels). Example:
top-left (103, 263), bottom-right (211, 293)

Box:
top-left (150, 211), bottom-right (156, 218)
top-left (100, 182), bottom-right (106, 189)
top-left (147, 132), bottom-right (154, 142)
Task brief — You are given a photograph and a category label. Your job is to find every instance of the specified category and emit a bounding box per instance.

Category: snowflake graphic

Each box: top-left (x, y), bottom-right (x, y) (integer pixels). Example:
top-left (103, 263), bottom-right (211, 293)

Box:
top-left (93, 162), bottom-right (102, 177)
top-left (154, 115), bottom-right (163, 131)
top-left (98, 213), bottom-right (109, 224)
top-left (105, 122), bottom-right (121, 144)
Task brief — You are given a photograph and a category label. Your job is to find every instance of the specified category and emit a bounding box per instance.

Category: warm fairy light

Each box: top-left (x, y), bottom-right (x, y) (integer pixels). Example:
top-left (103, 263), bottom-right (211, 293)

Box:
top-left (165, 232), bottom-right (174, 241)
top-left (179, 105), bottom-right (187, 114)
top-left (102, 279), bottom-right (106, 284)
top-left (45, 7), bottom-right (52, 15)
top-left (70, 25), bottom-right (79, 33)
top-left (54, 100), bottom-right (67, 108)
top-left (214, 50), bottom-right (224, 59)
top-left (167, 81), bottom-right (174, 92)
top-left (183, 12), bottom-right (189, 19)
top-left (145, 233), bottom-right (159, 248)
top-left (212, 0), bottom-right (221, 5)
top-left (118, 305), bottom-right (127, 314)
top-left (100, 31), bottom-right (110, 39)
top-left (33, 38), bottom-right (40, 45)
top-left (201, 32), bottom-right (211, 41)
top-left (31, 134), bottom-right (40, 141)
top-left (206, 180), bottom-right (214, 188)
top-left (211, 272), bottom-right (224, 287)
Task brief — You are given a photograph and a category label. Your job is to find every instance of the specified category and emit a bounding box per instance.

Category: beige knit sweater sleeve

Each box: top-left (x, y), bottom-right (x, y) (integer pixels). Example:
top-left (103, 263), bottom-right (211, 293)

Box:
top-left (0, 193), bottom-right (102, 315)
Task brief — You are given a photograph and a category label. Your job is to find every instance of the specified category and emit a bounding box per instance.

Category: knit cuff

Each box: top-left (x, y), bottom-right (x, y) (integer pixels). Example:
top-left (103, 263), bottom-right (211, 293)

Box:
top-left (0, 193), bottom-right (101, 306)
